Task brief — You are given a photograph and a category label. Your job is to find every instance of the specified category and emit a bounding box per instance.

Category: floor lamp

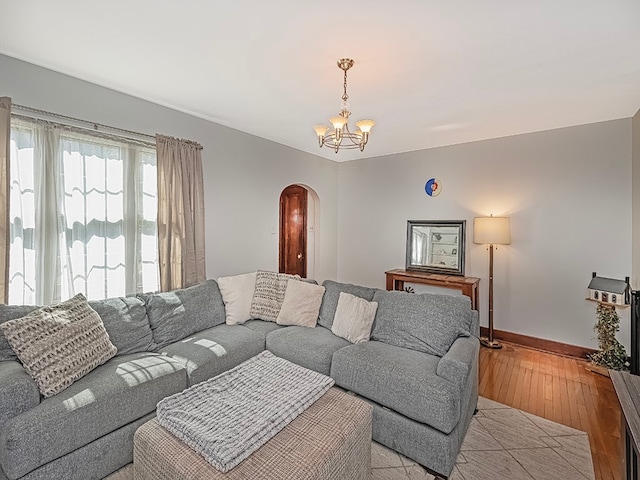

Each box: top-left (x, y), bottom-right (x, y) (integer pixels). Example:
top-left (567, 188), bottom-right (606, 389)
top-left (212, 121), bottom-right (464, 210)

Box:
top-left (473, 215), bottom-right (511, 349)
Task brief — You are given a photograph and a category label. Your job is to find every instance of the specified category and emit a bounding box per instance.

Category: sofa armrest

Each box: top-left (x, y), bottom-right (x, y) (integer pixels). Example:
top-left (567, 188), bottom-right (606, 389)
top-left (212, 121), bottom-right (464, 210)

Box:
top-left (436, 334), bottom-right (480, 386)
top-left (470, 310), bottom-right (480, 338)
top-left (0, 360), bottom-right (40, 430)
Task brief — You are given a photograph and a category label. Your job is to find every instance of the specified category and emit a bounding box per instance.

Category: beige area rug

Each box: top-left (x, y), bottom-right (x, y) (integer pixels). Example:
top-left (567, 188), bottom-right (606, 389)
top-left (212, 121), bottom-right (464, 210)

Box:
top-left (105, 397), bottom-right (594, 480)
top-left (371, 396), bottom-right (595, 480)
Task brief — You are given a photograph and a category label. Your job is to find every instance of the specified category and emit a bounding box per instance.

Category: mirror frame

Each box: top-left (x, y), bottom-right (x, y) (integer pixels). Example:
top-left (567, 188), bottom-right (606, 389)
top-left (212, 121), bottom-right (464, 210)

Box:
top-left (405, 220), bottom-right (466, 276)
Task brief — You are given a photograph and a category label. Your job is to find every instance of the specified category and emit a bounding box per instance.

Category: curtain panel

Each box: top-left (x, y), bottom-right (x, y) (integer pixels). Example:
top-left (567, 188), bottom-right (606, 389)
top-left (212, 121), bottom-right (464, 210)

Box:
top-left (0, 97), bottom-right (10, 304)
top-left (9, 117), bottom-right (158, 304)
top-left (156, 134), bottom-right (206, 291)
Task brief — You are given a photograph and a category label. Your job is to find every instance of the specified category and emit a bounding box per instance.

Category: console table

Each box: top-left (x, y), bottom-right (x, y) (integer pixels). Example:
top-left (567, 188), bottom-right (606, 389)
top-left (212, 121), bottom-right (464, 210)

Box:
top-left (385, 269), bottom-right (480, 311)
top-left (610, 370), bottom-right (640, 479)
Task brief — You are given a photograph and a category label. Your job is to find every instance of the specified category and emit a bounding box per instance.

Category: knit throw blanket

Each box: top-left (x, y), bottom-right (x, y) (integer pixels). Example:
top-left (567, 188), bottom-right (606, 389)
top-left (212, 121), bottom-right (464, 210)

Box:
top-left (156, 351), bottom-right (335, 473)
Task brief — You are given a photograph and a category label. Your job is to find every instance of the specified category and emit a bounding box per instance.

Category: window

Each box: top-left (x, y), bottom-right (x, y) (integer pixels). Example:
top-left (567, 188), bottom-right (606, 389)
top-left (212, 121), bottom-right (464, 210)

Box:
top-left (9, 118), bottom-right (158, 304)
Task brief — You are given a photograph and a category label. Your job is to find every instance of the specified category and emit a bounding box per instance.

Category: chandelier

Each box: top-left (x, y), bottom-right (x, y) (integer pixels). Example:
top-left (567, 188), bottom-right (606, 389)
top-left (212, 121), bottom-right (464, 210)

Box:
top-left (313, 58), bottom-right (375, 153)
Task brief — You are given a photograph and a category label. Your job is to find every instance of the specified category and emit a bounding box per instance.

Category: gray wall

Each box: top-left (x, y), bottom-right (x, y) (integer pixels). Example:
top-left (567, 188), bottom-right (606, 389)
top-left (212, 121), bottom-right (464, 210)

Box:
top-left (0, 54), bottom-right (339, 283)
top-left (337, 121), bottom-right (633, 349)
top-left (2, 53), bottom-right (636, 350)
top-left (633, 108), bottom-right (640, 289)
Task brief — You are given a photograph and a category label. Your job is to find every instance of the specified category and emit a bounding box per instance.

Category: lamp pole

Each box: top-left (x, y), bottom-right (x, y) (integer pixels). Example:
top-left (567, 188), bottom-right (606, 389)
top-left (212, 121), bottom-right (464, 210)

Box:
top-left (482, 243), bottom-right (502, 349)
top-left (473, 215), bottom-right (510, 349)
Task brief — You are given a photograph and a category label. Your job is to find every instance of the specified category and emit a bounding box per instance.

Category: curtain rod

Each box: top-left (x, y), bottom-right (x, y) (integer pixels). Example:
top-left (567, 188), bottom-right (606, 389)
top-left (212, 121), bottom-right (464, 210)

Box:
top-left (12, 103), bottom-right (157, 142)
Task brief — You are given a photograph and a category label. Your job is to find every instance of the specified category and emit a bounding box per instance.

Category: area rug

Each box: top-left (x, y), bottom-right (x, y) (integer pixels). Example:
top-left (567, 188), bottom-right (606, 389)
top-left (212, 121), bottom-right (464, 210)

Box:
top-left (106, 396), bottom-right (594, 480)
top-left (372, 396), bottom-right (595, 480)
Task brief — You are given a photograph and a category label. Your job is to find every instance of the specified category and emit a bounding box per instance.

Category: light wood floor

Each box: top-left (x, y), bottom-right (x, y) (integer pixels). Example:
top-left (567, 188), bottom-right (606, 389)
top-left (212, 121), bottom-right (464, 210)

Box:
top-left (479, 342), bottom-right (623, 480)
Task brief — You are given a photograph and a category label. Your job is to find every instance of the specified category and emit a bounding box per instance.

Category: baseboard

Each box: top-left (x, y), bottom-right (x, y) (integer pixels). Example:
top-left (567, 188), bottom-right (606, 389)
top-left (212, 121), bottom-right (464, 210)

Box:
top-left (479, 327), bottom-right (597, 359)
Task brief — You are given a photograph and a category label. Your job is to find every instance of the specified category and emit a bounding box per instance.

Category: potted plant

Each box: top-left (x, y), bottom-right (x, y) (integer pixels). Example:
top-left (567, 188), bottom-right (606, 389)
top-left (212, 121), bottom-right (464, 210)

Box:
top-left (588, 303), bottom-right (628, 374)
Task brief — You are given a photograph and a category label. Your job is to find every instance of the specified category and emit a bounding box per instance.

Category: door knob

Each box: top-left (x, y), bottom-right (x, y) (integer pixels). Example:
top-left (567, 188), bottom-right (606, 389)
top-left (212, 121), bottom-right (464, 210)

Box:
top-left (297, 253), bottom-right (302, 260)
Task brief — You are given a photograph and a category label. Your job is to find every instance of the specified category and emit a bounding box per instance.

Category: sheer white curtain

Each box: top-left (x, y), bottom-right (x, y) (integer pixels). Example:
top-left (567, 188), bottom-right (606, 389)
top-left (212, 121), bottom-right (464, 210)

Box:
top-left (9, 117), bottom-right (158, 304)
top-left (156, 134), bottom-right (205, 291)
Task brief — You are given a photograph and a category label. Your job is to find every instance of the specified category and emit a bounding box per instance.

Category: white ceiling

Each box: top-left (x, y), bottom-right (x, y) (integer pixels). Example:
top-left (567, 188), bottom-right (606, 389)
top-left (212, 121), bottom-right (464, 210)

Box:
top-left (1, 1), bottom-right (639, 162)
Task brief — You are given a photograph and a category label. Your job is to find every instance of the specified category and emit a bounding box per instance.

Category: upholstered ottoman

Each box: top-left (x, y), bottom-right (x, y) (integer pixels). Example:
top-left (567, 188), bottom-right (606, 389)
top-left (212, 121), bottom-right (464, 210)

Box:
top-left (133, 388), bottom-right (372, 480)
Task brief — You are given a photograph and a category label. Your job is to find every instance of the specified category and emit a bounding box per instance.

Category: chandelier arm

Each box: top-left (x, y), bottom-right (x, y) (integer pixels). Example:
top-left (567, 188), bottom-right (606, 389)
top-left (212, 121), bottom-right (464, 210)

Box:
top-left (341, 123), bottom-right (362, 146)
top-left (321, 132), bottom-right (362, 150)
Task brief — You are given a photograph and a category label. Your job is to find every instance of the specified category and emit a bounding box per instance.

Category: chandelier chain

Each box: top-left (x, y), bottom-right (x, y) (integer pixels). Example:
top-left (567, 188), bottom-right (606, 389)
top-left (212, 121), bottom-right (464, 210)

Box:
top-left (342, 69), bottom-right (349, 102)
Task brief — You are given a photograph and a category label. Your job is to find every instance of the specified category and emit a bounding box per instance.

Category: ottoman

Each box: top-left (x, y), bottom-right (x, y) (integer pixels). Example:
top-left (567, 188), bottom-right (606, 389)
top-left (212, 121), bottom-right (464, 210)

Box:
top-left (133, 388), bottom-right (372, 480)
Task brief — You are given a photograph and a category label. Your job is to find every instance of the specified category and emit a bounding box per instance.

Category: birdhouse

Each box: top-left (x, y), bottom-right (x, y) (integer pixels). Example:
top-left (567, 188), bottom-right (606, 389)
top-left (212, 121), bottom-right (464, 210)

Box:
top-left (587, 272), bottom-right (629, 306)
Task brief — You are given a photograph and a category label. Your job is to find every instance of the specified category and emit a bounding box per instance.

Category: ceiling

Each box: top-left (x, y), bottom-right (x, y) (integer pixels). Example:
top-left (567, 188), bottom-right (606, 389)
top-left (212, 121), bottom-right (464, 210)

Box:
top-left (1, 1), bottom-right (639, 162)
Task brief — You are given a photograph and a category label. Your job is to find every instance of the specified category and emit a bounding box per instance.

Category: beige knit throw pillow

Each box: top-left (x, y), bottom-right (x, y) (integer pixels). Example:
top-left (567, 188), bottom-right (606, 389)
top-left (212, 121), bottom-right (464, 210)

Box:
top-left (0, 293), bottom-right (117, 398)
top-left (250, 271), bottom-right (299, 322)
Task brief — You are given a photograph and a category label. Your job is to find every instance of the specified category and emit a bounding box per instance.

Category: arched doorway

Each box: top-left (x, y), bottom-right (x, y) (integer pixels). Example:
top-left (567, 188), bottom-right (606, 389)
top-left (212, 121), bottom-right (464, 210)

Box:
top-left (279, 184), bottom-right (319, 278)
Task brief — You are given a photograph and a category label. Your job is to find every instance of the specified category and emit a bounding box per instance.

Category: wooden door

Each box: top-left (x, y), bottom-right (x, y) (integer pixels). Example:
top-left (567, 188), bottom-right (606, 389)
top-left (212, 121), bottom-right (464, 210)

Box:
top-left (279, 185), bottom-right (307, 277)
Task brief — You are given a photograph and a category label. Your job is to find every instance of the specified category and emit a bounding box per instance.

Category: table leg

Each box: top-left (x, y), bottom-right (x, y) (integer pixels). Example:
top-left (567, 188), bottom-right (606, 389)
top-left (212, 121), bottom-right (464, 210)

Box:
top-left (474, 285), bottom-right (479, 312)
top-left (462, 285), bottom-right (478, 311)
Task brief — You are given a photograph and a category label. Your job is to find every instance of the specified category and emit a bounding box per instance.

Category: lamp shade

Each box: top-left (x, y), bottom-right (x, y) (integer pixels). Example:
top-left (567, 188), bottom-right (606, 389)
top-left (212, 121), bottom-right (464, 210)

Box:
top-left (473, 216), bottom-right (511, 245)
top-left (355, 119), bottom-right (375, 133)
top-left (313, 125), bottom-right (329, 137)
top-left (329, 116), bottom-right (348, 129)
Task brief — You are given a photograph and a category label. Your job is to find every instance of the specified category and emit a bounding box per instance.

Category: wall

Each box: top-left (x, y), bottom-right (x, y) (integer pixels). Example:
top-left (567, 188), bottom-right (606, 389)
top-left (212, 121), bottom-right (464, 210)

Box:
top-left (0, 54), bottom-right (339, 283)
top-left (338, 121), bottom-right (632, 350)
top-left (633, 108), bottom-right (640, 289)
top-left (2, 54), bottom-right (636, 350)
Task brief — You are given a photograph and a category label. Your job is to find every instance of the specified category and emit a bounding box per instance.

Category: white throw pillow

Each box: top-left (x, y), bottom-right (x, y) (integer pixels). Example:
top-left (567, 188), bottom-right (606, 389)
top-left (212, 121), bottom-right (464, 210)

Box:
top-left (276, 280), bottom-right (325, 328)
top-left (331, 292), bottom-right (378, 344)
top-left (217, 272), bottom-right (257, 325)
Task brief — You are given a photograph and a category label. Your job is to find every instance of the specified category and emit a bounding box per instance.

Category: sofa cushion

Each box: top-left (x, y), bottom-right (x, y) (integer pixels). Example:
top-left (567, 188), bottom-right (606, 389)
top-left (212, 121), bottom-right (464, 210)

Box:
top-left (266, 325), bottom-right (350, 376)
top-left (0, 305), bottom-right (39, 361)
top-left (330, 341), bottom-right (460, 434)
top-left (276, 280), bottom-right (325, 328)
top-left (217, 272), bottom-right (257, 325)
top-left (250, 271), bottom-right (298, 322)
top-left (318, 280), bottom-right (376, 329)
top-left (89, 296), bottom-right (156, 355)
top-left (157, 324), bottom-right (265, 386)
top-left (0, 298), bottom-right (157, 361)
top-left (371, 290), bottom-right (472, 357)
top-left (242, 319), bottom-right (286, 338)
top-left (0, 352), bottom-right (187, 480)
top-left (331, 292), bottom-right (378, 344)
top-left (140, 279), bottom-right (226, 349)
top-left (0, 294), bottom-right (117, 398)
top-left (18, 411), bottom-right (155, 480)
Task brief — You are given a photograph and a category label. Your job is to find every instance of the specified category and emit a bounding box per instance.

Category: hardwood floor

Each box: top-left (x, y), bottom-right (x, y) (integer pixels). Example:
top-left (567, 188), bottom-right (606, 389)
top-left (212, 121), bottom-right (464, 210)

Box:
top-left (479, 342), bottom-right (623, 480)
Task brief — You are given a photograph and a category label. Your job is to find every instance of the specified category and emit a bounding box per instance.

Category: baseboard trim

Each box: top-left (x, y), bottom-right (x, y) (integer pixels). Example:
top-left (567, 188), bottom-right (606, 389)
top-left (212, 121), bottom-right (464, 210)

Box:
top-left (479, 327), bottom-right (597, 359)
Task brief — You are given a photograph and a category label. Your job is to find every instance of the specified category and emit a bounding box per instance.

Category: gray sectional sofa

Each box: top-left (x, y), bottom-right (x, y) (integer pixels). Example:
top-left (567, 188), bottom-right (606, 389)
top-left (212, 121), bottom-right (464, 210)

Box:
top-left (0, 278), bottom-right (479, 480)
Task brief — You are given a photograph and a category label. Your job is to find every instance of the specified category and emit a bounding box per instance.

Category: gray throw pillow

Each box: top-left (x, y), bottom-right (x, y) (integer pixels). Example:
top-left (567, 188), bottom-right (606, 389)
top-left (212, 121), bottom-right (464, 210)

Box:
top-left (317, 280), bottom-right (376, 329)
top-left (0, 294), bottom-right (117, 398)
top-left (89, 296), bottom-right (156, 355)
top-left (0, 305), bottom-right (40, 361)
top-left (371, 290), bottom-right (472, 357)
top-left (140, 279), bottom-right (226, 349)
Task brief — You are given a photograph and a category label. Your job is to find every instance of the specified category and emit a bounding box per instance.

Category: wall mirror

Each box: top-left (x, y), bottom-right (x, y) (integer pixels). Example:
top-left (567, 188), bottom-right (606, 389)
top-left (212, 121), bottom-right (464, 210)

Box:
top-left (406, 220), bottom-right (466, 276)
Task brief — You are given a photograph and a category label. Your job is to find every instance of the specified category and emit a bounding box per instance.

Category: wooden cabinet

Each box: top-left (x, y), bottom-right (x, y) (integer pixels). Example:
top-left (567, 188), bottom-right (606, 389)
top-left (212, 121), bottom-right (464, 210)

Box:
top-left (385, 269), bottom-right (480, 310)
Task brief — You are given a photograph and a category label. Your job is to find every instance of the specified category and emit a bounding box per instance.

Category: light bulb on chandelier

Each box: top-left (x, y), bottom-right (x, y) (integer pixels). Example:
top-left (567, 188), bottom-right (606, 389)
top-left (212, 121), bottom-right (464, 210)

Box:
top-left (313, 58), bottom-right (375, 153)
